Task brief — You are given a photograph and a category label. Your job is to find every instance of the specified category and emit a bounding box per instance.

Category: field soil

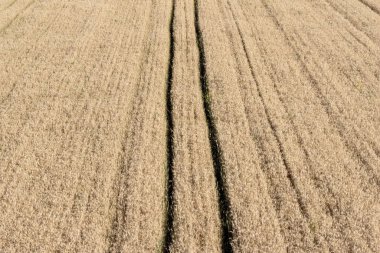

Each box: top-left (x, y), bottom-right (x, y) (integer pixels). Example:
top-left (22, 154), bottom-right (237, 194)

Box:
top-left (0, 0), bottom-right (379, 252)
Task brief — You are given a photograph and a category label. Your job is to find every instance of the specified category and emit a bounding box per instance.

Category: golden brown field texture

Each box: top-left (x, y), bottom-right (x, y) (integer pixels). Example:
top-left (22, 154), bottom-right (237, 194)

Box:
top-left (0, 0), bottom-right (379, 252)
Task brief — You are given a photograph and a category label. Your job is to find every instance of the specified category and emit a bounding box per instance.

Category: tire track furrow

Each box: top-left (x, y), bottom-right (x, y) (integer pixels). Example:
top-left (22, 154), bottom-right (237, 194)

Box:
top-left (194, 0), bottom-right (233, 252)
top-left (0, 82), bottom-right (16, 106)
top-left (162, 0), bottom-right (175, 251)
top-left (358, 0), bottom-right (380, 15)
top-left (164, 0), bottom-right (223, 251)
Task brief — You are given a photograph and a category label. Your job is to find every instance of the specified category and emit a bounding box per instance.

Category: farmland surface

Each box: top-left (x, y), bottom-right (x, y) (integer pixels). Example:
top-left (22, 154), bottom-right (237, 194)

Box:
top-left (0, 0), bottom-right (379, 252)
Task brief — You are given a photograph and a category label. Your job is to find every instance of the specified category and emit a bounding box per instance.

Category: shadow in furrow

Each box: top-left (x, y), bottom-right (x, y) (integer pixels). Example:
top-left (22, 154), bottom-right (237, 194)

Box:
top-left (162, 0), bottom-right (175, 251)
top-left (194, 0), bottom-right (234, 252)
top-left (358, 0), bottom-right (380, 16)
top-left (107, 141), bottom-right (128, 253)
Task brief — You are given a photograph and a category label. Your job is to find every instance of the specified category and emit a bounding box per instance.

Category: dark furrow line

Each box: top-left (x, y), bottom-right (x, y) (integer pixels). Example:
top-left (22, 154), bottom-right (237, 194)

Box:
top-left (0, 0), bottom-right (17, 12)
top-left (346, 29), bottom-right (372, 51)
top-left (162, 0), bottom-right (175, 251)
top-left (357, 0), bottom-right (380, 15)
top-left (0, 82), bottom-right (17, 106)
top-left (260, 0), bottom-right (380, 187)
top-left (0, 161), bottom-right (13, 201)
top-left (104, 49), bottom-right (127, 253)
top-left (194, 1), bottom-right (234, 252)
top-left (366, 139), bottom-right (380, 158)
top-left (226, 0), bottom-right (309, 222)
top-left (0, 0), bottom-right (36, 33)
top-left (106, 141), bottom-right (127, 253)
top-left (321, 0), bottom-right (376, 44)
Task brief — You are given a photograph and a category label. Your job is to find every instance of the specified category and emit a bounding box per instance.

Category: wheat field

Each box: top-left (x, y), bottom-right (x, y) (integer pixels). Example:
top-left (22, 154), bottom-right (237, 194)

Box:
top-left (0, 0), bottom-right (379, 252)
